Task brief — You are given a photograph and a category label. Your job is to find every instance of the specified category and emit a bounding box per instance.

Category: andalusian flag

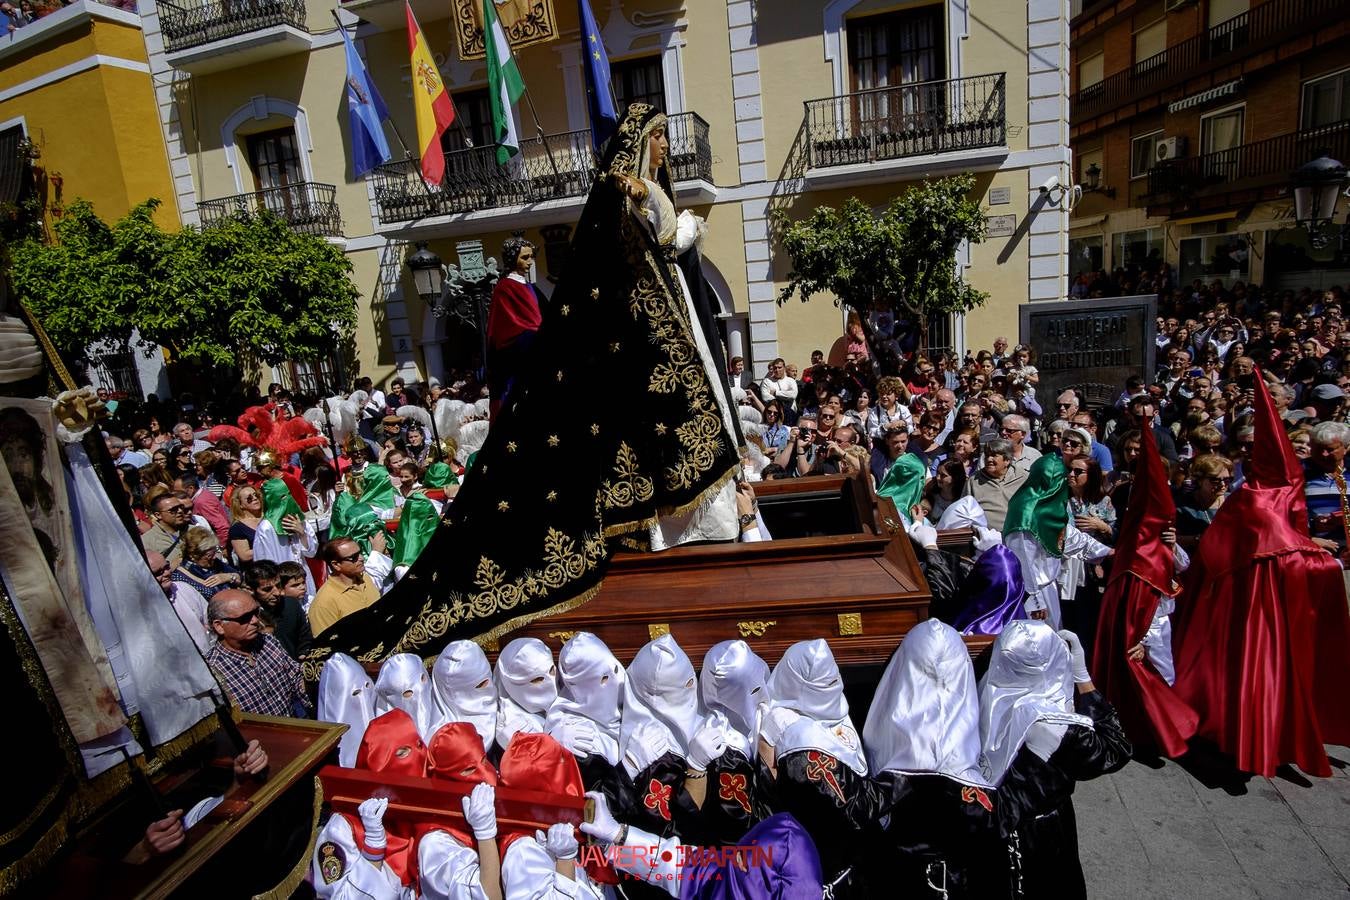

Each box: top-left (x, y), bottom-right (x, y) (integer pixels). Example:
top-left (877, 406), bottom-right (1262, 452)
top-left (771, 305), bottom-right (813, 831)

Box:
top-left (406, 1), bottom-right (455, 185)
top-left (483, 0), bottom-right (525, 165)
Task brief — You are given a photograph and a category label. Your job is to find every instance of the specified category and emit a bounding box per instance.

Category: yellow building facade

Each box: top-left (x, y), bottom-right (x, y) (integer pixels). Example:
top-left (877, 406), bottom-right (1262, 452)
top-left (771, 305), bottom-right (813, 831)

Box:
top-left (138, 0), bottom-right (1073, 389)
top-left (0, 0), bottom-right (178, 395)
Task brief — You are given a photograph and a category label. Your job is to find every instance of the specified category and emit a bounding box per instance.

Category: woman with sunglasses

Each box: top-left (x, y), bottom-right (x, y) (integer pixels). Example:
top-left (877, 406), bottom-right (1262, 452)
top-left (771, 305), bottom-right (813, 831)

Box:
top-left (1175, 454), bottom-right (1232, 553)
top-left (229, 484), bottom-right (264, 565)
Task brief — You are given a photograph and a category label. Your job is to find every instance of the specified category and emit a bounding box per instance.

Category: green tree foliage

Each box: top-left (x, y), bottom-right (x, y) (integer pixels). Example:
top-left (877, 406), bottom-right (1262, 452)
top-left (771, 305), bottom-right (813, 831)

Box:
top-left (11, 198), bottom-right (358, 367)
top-left (774, 174), bottom-right (990, 353)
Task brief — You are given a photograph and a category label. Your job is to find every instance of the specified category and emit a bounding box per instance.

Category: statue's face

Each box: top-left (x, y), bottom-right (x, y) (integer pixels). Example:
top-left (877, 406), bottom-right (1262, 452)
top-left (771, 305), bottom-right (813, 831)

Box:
top-left (647, 127), bottom-right (668, 173)
top-left (513, 244), bottom-right (534, 276)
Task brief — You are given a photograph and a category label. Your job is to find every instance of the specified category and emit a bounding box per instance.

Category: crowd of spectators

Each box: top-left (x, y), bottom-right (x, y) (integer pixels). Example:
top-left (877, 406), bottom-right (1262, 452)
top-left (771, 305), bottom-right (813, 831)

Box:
top-left (100, 374), bottom-right (480, 720)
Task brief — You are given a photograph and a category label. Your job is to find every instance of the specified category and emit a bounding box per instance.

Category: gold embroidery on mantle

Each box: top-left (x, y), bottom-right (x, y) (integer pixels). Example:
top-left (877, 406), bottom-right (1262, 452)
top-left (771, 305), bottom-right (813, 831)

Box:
top-left (602, 442), bottom-right (655, 510)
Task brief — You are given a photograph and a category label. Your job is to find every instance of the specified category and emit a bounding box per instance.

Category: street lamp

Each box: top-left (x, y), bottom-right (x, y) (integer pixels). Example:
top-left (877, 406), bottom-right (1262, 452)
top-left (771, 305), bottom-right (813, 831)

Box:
top-left (1081, 162), bottom-right (1116, 199)
top-left (406, 241), bottom-right (445, 303)
top-left (1292, 154), bottom-right (1348, 250)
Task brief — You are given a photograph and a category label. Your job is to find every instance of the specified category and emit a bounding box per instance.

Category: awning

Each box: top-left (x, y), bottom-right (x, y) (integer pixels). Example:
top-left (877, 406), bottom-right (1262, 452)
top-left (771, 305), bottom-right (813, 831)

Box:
top-left (1069, 213), bottom-right (1107, 232)
top-left (1168, 210), bottom-right (1240, 227)
top-left (1168, 79), bottom-right (1242, 114)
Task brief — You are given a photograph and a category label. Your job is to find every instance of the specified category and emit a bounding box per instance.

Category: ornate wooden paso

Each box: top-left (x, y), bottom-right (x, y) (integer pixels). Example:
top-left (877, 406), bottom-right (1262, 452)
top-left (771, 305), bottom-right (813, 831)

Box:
top-left (500, 474), bottom-right (990, 667)
top-left (27, 715), bottom-right (344, 900)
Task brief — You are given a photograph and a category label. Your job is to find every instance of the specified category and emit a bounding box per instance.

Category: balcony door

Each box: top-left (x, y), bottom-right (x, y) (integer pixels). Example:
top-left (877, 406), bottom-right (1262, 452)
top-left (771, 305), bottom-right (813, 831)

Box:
top-left (1201, 105), bottom-right (1244, 182)
top-left (247, 127), bottom-right (309, 221)
top-left (847, 6), bottom-right (944, 141)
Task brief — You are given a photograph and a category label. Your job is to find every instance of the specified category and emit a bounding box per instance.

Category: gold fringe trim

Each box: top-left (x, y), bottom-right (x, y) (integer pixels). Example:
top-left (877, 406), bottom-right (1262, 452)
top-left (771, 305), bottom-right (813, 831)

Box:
top-left (252, 776), bottom-right (323, 900)
top-left (466, 462), bottom-right (739, 654)
top-left (599, 463), bottom-right (739, 541)
top-left (466, 579), bottom-right (607, 656)
top-left (15, 297), bottom-right (78, 391)
top-left (143, 712), bottom-right (226, 777)
top-left (0, 786), bottom-right (77, 895)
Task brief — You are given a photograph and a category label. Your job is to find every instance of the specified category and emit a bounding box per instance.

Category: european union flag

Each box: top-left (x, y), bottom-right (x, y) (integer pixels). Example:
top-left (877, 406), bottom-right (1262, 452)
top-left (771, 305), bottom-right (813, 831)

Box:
top-left (339, 23), bottom-right (392, 178)
top-left (578, 0), bottom-right (618, 152)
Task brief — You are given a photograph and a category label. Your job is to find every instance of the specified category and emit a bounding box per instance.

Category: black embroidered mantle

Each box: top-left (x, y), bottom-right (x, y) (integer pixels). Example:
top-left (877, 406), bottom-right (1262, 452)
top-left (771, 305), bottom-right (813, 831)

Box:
top-left (303, 104), bottom-right (739, 679)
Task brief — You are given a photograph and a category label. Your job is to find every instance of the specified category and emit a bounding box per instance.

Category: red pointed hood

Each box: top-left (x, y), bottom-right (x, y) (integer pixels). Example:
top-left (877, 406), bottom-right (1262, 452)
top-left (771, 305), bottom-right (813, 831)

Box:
top-left (1191, 368), bottom-right (1317, 580)
top-left (1108, 424), bottom-right (1176, 595)
top-left (1244, 369), bottom-right (1304, 492)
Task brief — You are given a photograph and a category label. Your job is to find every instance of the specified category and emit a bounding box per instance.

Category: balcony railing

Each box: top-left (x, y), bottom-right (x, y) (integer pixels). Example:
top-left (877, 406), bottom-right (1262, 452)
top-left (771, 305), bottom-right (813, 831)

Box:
top-left (802, 74), bottom-right (1006, 170)
top-left (370, 111), bottom-right (713, 225)
top-left (1072, 0), bottom-right (1338, 123)
top-left (159, 0), bottom-right (308, 53)
top-left (1145, 120), bottom-right (1350, 208)
top-left (197, 182), bottom-right (342, 237)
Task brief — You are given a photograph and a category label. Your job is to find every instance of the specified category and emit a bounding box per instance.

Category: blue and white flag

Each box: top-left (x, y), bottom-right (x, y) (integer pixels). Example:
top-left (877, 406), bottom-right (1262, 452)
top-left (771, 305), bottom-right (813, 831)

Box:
top-left (339, 21), bottom-right (392, 178)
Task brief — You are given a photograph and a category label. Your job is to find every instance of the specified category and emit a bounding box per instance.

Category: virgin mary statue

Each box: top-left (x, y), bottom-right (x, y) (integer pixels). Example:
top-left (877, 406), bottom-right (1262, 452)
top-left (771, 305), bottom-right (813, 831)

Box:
top-left (303, 104), bottom-right (742, 678)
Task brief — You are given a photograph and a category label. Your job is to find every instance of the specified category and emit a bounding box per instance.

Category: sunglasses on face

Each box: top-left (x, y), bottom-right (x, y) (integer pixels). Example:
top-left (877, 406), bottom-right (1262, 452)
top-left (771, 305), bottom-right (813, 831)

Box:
top-left (1062, 439), bottom-right (1083, 448)
top-left (336, 551), bottom-right (363, 564)
top-left (1069, 469), bottom-right (1088, 477)
top-left (215, 606), bottom-right (261, 625)
top-left (162, 504), bottom-right (190, 514)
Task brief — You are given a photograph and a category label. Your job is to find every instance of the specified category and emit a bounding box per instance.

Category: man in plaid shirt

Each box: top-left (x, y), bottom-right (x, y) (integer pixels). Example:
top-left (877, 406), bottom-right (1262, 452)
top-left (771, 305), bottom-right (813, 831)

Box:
top-left (205, 589), bottom-right (310, 717)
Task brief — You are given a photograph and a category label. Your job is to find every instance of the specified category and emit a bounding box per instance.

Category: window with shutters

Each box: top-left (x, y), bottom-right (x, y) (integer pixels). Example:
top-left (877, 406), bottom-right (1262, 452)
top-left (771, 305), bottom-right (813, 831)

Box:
top-left (1078, 53), bottom-right (1104, 99)
top-left (611, 56), bottom-right (665, 114)
top-left (846, 6), bottom-right (944, 126)
top-left (1302, 69), bottom-right (1350, 130)
top-left (441, 89), bottom-right (493, 154)
top-left (1133, 18), bottom-right (1166, 70)
top-left (1130, 130), bottom-right (1164, 178)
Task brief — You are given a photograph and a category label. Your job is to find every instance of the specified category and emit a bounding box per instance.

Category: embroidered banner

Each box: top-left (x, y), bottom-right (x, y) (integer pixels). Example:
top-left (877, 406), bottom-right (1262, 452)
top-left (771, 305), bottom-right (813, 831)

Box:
top-left (453, 0), bottom-right (559, 61)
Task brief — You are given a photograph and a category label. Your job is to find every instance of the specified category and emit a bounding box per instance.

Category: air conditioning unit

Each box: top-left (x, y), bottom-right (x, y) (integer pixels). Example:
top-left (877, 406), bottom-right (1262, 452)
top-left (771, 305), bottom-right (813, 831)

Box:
top-left (1165, 0), bottom-right (1196, 11)
top-left (1156, 136), bottom-right (1187, 162)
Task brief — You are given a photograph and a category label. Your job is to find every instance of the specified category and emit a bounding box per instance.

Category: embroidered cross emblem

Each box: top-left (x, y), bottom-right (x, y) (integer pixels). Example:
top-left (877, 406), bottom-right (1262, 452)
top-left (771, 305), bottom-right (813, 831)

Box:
top-left (961, 786), bottom-right (994, 812)
top-left (718, 772), bottom-right (751, 815)
top-left (804, 751), bottom-right (846, 805)
top-left (644, 778), bottom-right (673, 820)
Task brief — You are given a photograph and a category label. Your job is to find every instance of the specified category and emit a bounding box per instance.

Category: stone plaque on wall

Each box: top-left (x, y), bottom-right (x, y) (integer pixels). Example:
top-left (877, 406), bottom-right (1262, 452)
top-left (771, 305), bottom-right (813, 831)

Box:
top-left (1019, 295), bottom-right (1156, 411)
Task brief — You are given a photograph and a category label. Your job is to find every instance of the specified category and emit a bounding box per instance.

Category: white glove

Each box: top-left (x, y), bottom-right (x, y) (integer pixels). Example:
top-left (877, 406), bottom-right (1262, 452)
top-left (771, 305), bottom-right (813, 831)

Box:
top-left (908, 522), bottom-right (938, 550)
top-left (536, 823), bottom-right (579, 860)
top-left (553, 717), bottom-right (600, 760)
top-left (973, 526), bottom-right (1003, 553)
top-left (461, 782), bottom-right (497, 841)
top-left (685, 720), bottom-right (727, 772)
top-left (757, 703), bottom-right (801, 748)
top-left (578, 790), bottom-right (623, 844)
top-left (1058, 629), bottom-right (1091, 684)
top-left (623, 720), bottom-right (674, 778)
top-left (358, 797), bottom-right (388, 854)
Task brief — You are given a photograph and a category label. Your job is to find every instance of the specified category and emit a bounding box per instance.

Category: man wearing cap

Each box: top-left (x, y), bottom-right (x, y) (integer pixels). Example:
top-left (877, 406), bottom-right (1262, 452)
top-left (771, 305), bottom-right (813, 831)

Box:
top-left (1309, 383), bottom-right (1346, 423)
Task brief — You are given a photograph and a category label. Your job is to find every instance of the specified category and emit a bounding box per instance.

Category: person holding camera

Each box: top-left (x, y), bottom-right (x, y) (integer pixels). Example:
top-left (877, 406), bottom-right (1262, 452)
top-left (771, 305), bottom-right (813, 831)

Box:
top-left (772, 415), bottom-right (820, 477)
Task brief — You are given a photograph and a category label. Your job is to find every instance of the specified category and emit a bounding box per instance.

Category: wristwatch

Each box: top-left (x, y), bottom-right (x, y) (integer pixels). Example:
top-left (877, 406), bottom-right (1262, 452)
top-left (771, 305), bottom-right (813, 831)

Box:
top-left (739, 513), bottom-right (757, 529)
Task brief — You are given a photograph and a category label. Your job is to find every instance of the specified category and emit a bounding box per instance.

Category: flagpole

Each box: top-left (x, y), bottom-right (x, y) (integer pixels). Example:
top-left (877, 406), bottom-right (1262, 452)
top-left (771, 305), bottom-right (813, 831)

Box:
top-left (519, 86), bottom-right (565, 193)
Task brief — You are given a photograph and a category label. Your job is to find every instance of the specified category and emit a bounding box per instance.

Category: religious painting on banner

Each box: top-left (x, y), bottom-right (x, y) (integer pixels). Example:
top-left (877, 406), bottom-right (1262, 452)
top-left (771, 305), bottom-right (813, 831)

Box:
top-left (453, 0), bottom-right (558, 60)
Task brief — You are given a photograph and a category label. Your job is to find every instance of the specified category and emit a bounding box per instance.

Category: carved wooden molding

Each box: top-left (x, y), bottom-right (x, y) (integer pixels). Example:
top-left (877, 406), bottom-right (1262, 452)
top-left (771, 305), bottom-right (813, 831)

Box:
top-left (737, 620), bottom-right (777, 638)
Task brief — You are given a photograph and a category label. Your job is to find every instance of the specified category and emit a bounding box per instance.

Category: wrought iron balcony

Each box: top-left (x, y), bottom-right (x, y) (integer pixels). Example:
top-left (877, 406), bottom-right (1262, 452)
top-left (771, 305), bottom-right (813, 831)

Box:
top-left (197, 182), bottom-right (342, 237)
top-left (1072, 0), bottom-right (1337, 123)
top-left (1145, 120), bottom-right (1350, 212)
top-left (158, 0), bottom-right (308, 53)
top-left (370, 111), bottom-right (713, 225)
top-left (802, 74), bottom-right (1006, 170)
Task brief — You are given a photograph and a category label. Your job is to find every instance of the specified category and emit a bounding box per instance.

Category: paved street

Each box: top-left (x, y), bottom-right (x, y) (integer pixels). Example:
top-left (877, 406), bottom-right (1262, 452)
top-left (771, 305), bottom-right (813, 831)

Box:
top-left (1079, 744), bottom-right (1350, 898)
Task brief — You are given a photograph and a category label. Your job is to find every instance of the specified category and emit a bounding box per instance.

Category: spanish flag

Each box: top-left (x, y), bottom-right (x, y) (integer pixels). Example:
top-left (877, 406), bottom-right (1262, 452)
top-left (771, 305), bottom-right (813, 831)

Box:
top-left (406, 1), bottom-right (455, 185)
